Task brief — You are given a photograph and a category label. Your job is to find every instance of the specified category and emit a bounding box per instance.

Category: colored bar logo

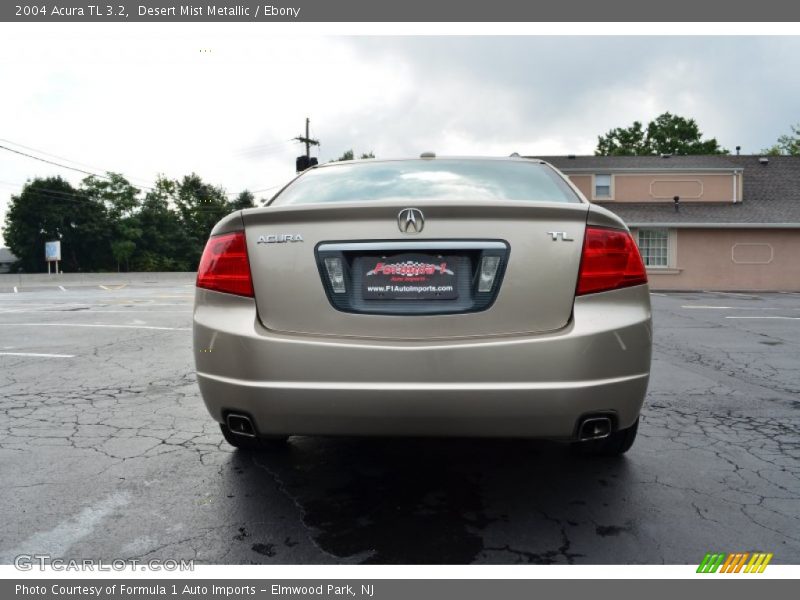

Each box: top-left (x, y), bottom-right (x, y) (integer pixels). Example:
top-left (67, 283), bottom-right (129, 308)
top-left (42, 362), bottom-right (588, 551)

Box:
top-left (697, 552), bottom-right (773, 573)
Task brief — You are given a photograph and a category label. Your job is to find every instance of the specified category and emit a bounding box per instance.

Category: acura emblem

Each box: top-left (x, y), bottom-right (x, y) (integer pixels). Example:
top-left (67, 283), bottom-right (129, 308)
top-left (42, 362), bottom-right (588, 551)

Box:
top-left (398, 208), bottom-right (424, 234)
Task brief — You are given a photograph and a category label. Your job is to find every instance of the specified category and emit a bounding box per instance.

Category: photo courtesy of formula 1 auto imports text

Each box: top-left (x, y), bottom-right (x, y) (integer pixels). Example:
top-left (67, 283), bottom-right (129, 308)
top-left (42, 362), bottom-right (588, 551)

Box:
top-left (1, 1), bottom-right (799, 598)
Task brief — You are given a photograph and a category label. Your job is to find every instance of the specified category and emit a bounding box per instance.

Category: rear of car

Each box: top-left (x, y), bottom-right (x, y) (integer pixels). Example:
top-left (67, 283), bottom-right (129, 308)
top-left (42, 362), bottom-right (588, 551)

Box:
top-left (193, 158), bottom-right (652, 454)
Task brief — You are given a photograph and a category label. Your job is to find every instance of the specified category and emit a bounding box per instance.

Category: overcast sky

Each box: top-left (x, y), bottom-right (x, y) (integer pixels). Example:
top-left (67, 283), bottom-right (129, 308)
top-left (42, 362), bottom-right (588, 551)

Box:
top-left (1, 27), bottom-right (799, 245)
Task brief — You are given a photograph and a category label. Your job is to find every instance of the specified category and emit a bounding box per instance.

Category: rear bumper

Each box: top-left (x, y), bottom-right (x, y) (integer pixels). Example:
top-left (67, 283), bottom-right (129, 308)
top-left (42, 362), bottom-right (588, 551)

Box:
top-left (193, 285), bottom-right (652, 439)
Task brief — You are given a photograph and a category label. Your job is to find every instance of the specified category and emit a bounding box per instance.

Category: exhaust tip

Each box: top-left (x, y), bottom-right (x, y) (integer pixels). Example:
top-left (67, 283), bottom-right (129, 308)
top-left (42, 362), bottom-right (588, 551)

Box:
top-left (226, 413), bottom-right (256, 438)
top-left (578, 416), bottom-right (612, 441)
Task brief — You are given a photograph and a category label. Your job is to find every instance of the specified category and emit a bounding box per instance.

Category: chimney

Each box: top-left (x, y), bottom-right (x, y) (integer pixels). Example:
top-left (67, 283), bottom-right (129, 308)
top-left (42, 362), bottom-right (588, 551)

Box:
top-left (674, 195), bottom-right (680, 213)
top-left (736, 145), bottom-right (741, 155)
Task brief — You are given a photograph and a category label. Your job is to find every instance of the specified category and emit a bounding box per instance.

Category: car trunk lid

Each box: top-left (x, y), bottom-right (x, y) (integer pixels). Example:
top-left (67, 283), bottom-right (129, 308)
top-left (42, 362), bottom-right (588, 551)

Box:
top-left (243, 200), bottom-right (589, 339)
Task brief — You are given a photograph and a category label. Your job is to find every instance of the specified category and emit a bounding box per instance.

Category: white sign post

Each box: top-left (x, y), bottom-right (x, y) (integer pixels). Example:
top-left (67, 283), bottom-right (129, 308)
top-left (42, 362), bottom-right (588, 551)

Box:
top-left (45, 240), bottom-right (61, 275)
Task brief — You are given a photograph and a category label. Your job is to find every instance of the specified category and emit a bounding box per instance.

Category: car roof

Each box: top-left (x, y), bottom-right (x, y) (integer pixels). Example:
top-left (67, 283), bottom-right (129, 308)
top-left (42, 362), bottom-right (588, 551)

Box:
top-left (311, 156), bottom-right (550, 169)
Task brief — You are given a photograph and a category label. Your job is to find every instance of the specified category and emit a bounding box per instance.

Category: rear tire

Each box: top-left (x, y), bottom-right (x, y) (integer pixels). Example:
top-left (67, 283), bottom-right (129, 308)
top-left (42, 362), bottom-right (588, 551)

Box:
top-left (219, 423), bottom-right (288, 451)
top-left (572, 417), bottom-right (638, 456)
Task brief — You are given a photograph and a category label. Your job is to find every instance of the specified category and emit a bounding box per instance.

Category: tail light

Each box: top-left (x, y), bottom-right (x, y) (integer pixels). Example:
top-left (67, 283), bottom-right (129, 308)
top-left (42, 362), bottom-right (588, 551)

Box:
top-left (196, 231), bottom-right (254, 297)
top-left (576, 226), bottom-right (647, 296)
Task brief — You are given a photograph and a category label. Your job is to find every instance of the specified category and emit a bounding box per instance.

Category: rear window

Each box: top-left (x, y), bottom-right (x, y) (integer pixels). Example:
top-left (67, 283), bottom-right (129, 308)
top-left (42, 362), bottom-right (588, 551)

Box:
top-left (271, 159), bottom-right (580, 205)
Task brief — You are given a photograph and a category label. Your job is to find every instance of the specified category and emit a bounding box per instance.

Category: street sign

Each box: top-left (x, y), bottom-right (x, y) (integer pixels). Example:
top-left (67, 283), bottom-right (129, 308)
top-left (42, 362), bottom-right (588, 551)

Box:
top-left (45, 240), bottom-right (61, 261)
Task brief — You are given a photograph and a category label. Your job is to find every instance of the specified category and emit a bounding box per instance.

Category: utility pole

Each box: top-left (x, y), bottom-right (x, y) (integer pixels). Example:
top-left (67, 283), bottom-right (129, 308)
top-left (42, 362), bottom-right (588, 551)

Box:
top-left (294, 117), bottom-right (319, 158)
top-left (294, 117), bottom-right (320, 172)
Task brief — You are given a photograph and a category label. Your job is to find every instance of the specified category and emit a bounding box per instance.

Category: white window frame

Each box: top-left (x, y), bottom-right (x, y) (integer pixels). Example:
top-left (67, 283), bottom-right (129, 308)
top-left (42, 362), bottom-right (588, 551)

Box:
top-left (637, 228), bottom-right (673, 269)
top-left (593, 174), bottom-right (613, 200)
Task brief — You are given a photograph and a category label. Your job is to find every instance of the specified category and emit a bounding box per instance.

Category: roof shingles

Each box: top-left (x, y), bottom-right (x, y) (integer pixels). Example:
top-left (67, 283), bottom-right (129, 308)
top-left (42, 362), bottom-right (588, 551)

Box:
top-left (530, 155), bottom-right (800, 226)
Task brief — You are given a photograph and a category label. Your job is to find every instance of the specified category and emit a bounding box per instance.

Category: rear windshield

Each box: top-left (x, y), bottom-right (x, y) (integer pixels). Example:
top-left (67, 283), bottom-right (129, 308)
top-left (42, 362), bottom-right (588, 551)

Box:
top-left (271, 159), bottom-right (581, 205)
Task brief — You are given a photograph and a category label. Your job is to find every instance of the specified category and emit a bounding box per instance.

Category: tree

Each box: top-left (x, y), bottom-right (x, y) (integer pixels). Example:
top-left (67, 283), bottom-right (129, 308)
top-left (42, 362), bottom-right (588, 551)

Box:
top-left (331, 149), bottom-right (375, 161)
top-left (3, 177), bottom-right (110, 273)
top-left (762, 123), bottom-right (800, 156)
top-left (173, 174), bottom-right (233, 267)
top-left (131, 177), bottom-right (194, 272)
top-left (595, 121), bottom-right (648, 156)
top-left (596, 112), bottom-right (727, 156)
top-left (333, 149), bottom-right (354, 162)
top-left (82, 173), bottom-right (142, 271)
top-left (82, 173), bottom-right (140, 220)
top-left (231, 190), bottom-right (255, 210)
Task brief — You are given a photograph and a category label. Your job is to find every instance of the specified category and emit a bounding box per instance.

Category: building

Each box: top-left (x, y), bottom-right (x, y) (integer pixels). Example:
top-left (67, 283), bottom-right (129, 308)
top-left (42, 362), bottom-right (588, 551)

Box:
top-left (0, 247), bottom-right (17, 274)
top-left (537, 155), bottom-right (800, 291)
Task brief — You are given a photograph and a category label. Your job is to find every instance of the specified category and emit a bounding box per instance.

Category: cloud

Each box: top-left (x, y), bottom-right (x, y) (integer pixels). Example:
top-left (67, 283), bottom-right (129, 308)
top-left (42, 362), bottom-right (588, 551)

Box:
top-left (1, 28), bottom-right (799, 245)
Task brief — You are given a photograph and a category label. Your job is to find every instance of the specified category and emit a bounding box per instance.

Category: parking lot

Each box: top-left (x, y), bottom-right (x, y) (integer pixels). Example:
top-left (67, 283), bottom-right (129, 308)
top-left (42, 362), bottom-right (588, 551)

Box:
top-left (0, 282), bottom-right (798, 564)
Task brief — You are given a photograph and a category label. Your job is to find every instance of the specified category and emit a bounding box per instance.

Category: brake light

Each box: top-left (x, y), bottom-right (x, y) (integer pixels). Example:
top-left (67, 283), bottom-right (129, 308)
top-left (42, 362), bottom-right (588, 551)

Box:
top-left (576, 226), bottom-right (647, 295)
top-left (196, 231), bottom-right (254, 297)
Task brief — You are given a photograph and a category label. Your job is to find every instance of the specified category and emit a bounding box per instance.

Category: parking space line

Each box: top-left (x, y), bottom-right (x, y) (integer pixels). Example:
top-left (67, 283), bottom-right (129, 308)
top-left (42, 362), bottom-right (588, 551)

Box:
top-left (0, 309), bottom-right (191, 314)
top-left (725, 316), bottom-right (800, 320)
top-left (682, 305), bottom-right (786, 310)
top-left (13, 286), bottom-right (17, 293)
top-left (0, 322), bottom-right (191, 331)
top-left (0, 352), bottom-right (76, 358)
top-left (58, 285), bottom-right (67, 292)
top-left (0, 492), bottom-right (130, 564)
top-left (702, 290), bottom-right (762, 299)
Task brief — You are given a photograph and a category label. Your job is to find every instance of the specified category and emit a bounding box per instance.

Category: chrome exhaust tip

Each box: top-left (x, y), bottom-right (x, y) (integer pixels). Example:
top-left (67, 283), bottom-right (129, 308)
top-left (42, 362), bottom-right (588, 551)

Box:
top-left (226, 413), bottom-right (256, 438)
top-left (578, 416), bottom-right (612, 441)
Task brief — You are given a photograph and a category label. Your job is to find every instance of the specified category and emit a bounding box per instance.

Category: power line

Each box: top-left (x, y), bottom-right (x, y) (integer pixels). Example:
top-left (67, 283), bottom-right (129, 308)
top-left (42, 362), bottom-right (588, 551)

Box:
top-left (0, 139), bottom-right (152, 187)
top-left (0, 144), bottom-right (154, 191)
top-left (235, 139), bottom-right (296, 157)
top-left (1, 143), bottom-right (289, 201)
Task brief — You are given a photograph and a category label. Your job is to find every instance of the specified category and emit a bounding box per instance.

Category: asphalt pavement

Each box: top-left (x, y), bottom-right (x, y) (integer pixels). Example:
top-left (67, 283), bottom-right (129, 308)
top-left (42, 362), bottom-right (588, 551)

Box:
top-left (0, 283), bottom-right (798, 564)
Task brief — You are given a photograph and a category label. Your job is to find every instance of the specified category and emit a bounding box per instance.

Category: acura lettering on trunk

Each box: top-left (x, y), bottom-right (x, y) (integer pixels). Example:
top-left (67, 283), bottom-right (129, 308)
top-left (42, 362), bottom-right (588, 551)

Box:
top-left (193, 156), bottom-right (652, 455)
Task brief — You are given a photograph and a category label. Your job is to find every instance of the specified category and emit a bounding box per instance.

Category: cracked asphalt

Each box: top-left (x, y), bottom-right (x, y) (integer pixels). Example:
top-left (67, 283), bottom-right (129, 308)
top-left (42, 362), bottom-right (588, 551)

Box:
top-left (0, 283), bottom-right (798, 564)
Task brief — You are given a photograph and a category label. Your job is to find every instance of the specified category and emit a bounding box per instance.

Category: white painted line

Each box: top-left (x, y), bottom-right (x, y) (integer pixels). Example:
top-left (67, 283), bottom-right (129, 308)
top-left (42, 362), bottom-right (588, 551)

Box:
top-left (0, 492), bottom-right (130, 564)
top-left (58, 285), bottom-right (66, 292)
top-left (683, 305), bottom-right (733, 309)
top-left (725, 316), bottom-right (800, 320)
top-left (0, 322), bottom-right (190, 331)
top-left (702, 290), bottom-right (761, 299)
top-left (0, 352), bottom-right (75, 358)
top-left (12, 286), bottom-right (17, 293)
top-left (0, 309), bottom-right (192, 314)
top-left (682, 305), bottom-right (785, 310)
top-left (649, 292), bottom-right (667, 297)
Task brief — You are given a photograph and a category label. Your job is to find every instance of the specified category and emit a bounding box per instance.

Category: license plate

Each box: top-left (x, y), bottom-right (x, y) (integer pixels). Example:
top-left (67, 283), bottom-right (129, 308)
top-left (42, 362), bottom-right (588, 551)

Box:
top-left (361, 253), bottom-right (459, 300)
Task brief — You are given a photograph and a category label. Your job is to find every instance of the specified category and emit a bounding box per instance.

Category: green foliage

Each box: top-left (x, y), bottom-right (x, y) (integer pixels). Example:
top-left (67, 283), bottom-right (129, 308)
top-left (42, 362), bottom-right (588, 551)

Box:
top-left (2, 171), bottom-right (236, 273)
top-left (173, 174), bottom-right (234, 267)
top-left (3, 177), bottom-right (110, 272)
top-left (130, 181), bottom-right (194, 272)
top-left (334, 149), bottom-right (354, 162)
top-left (231, 190), bottom-right (256, 210)
top-left (331, 149), bottom-right (375, 162)
top-left (596, 112), bottom-right (727, 156)
top-left (761, 123), bottom-right (800, 156)
top-left (83, 173), bottom-right (142, 271)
